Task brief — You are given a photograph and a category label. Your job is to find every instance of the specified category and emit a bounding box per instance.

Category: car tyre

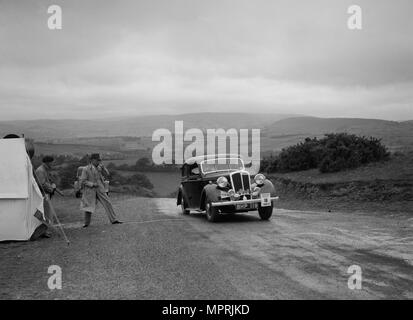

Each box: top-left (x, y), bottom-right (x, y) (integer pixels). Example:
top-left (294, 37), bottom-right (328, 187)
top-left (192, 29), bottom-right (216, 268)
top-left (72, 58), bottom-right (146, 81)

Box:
top-left (258, 204), bottom-right (273, 220)
top-left (181, 197), bottom-right (190, 215)
top-left (205, 199), bottom-right (219, 222)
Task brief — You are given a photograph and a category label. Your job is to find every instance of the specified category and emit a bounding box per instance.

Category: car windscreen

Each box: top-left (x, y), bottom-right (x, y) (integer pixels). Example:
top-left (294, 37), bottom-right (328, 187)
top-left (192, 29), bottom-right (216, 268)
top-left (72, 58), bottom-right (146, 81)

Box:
top-left (200, 158), bottom-right (244, 174)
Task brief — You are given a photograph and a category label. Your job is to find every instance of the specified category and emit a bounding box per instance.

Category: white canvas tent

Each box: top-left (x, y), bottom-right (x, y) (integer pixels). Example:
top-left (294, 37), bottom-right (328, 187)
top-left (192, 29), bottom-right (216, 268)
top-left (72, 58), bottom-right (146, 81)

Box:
top-left (0, 138), bottom-right (44, 241)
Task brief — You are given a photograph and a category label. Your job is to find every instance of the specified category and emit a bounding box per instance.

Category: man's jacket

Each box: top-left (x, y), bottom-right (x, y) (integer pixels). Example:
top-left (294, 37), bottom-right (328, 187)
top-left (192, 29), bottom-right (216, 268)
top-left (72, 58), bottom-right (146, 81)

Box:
top-left (35, 164), bottom-right (55, 195)
top-left (79, 164), bottom-right (106, 193)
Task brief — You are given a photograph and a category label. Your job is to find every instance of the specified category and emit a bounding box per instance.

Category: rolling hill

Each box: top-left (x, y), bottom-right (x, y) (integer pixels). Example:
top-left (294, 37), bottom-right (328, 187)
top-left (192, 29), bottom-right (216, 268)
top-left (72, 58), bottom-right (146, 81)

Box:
top-left (261, 117), bottom-right (413, 152)
top-left (0, 113), bottom-right (296, 141)
top-left (1, 114), bottom-right (412, 153)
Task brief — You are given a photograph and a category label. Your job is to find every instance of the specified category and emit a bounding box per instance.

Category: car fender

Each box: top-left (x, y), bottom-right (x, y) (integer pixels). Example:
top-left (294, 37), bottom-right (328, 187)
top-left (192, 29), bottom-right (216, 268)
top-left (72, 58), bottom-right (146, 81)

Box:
top-left (200, 183), bottom-right (220, 210)
top-left (252, 179), bottom-right (276, 196)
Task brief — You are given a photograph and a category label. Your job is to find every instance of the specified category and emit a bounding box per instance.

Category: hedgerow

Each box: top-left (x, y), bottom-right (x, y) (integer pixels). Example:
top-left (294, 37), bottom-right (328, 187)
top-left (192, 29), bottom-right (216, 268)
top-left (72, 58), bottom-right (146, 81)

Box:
top-left (261, 133), bottom-right (389, 173)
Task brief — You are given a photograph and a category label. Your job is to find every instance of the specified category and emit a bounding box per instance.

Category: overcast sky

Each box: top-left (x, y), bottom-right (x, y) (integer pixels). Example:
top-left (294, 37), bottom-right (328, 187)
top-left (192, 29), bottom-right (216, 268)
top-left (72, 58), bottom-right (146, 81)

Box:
top-left (0, 0), bottom-right (412, 120)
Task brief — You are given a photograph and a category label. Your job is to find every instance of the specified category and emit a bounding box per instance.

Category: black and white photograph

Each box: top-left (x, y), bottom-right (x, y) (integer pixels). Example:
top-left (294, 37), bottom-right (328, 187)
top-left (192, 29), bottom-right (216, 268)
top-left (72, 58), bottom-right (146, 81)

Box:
top-left (0, 0), bottom-right (412, 308)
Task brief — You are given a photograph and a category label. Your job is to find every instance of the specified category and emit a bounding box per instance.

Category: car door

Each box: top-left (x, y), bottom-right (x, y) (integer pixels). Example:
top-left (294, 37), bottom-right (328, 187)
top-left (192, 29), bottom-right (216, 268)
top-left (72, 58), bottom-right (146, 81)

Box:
top-left (181, 164), bottom-right (205, 209)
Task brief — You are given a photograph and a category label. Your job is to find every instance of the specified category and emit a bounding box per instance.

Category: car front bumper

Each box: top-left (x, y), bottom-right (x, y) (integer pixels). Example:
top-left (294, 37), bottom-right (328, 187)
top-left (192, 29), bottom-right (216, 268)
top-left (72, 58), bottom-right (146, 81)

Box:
top-left (211, 196), bottom-right (279, 207)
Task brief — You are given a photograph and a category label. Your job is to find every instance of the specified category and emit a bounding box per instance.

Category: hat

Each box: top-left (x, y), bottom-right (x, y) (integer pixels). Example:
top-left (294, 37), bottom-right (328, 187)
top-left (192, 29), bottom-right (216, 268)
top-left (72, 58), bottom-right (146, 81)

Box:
top-left (42, 156), bottom-right (54, 163)
top-left (90, 153), bottom-right (101, 161)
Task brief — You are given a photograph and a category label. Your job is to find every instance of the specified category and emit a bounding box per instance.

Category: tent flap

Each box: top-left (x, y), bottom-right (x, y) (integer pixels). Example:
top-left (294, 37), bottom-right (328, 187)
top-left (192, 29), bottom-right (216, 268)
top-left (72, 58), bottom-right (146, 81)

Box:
top-left (0, 139), bottom-right (29, 199)
top-left (0, 138), bottom-right (43, 241)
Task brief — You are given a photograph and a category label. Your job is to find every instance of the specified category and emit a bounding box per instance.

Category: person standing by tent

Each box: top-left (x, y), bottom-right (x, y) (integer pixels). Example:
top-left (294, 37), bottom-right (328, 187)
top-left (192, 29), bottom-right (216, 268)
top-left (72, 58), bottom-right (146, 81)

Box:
top-left (80, 153), bottom-right (122, 228)
top-left (35, 156), bottom-right (57, 199)
top-left (35, 156), bottom-right (58, 238)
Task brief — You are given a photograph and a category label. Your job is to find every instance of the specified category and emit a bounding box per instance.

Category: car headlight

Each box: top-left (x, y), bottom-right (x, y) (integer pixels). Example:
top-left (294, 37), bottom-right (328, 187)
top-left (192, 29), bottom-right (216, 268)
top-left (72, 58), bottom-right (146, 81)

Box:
top-left (217, 176), bottom-right (228, 188)
top-left (227, 189), bottom-right (236, 200)
top-left (254, 174), bottom-right (266, 185)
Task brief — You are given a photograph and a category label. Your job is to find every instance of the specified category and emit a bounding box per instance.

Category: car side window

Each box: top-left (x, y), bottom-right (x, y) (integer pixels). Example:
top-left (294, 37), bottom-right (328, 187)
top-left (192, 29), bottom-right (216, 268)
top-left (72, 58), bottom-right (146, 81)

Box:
top-left (191, 167), bottom-right (200, 175)
top-left (182, 163), bottom-right (200, 179)
top-left (188, 164), bottom-right (200, 178)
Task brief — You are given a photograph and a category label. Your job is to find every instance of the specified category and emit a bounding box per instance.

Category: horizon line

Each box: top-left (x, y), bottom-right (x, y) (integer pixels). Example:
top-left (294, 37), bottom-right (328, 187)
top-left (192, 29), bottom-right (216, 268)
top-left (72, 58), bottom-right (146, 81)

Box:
top-left (0, 112), bottom-right (411, 123)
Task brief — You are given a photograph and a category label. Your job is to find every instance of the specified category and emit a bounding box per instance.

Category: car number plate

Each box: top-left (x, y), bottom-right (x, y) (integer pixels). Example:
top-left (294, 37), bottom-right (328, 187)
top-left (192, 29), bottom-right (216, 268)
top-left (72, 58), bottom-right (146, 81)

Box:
top-left (260, 193), bottom-right (271, 207)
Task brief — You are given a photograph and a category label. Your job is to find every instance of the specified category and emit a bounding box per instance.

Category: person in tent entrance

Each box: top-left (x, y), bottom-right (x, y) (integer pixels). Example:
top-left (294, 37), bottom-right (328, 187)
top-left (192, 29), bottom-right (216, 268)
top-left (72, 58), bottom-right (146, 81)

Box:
top-left (80, 153), bottom-right (122, 228)
top-left (35, 156), bottom-right (57, 238)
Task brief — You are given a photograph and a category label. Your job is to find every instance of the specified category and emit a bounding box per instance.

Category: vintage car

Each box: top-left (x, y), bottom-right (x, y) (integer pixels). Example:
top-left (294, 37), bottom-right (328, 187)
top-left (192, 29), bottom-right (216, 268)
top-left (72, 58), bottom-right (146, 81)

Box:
top-left (177, 154), bottom-right (279, 222)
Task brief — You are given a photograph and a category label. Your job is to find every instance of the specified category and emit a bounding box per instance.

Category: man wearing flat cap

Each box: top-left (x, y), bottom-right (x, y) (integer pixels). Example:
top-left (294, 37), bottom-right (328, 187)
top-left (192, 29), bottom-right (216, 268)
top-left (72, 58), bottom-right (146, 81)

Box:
top-left (36, 156), bottom-right (57, 199)
top-left (79, 153), bottom-right (122, 227)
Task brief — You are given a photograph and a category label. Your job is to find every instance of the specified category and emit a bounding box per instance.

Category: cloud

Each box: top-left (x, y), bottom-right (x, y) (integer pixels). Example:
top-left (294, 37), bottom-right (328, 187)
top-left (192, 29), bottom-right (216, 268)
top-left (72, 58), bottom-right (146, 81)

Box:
top-left (0, 0), bottom-right (412, 120)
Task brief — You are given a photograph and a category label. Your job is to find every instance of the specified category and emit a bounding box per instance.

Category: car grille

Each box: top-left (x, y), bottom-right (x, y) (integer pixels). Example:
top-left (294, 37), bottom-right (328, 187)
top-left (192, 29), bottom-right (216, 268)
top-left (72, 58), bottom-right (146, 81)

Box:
top-left (230, 171), bottom-right (251, 194)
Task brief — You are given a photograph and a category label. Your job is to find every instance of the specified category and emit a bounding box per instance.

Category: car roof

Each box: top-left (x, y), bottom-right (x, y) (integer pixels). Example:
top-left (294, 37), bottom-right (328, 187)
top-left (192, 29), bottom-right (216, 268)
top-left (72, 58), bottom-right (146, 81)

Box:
top-left (184, 154), bottom-right (242, 165)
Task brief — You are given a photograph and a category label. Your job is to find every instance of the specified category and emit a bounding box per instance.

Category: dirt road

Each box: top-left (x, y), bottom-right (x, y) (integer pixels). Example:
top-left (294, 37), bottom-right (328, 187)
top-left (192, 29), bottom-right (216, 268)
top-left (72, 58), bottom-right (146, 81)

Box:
top-left (0, 197), bottom-right (412, 299)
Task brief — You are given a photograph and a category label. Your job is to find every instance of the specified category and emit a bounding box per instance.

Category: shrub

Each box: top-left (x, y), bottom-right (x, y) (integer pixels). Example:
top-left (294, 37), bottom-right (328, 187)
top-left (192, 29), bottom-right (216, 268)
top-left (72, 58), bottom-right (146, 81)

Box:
top-left (277, 137), bottom-right (321, 172)
top-left (106, 162), bottom-right (116, 170)
top-left (110, 170), bottom-right (128, 186)
top-left (260, 156), bottom-right (278, 173)
top-left (59, 162), bottom-right (80, 189)
top-left (318, 133), bottom-right (389, 173)
top-left (135, 157), bottom-right (151, 169)
top-left (262, 133), bottom-right (389, 173)
top-left (127, 173), bottom-right (154, 190)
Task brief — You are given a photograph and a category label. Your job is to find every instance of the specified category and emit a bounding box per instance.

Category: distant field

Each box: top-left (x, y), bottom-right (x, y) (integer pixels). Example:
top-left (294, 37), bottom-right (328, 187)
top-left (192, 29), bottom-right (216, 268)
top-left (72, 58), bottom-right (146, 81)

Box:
top-left (269, 151), bottom-right (413, 184)
top-left (34, 141), bottom-right (179, 197)
top-left (114, 170), bottom-right (180, 197)
top-left (35, 143), bottom-right (151, 163)
top-left (35, 142), bottom-right (117, 157)
top-left (103, 158), bottom-right (142, 166)
top-left (260, 135), bottom-right (413, 153)
top-left (141, 171), bottom-right (180, 197)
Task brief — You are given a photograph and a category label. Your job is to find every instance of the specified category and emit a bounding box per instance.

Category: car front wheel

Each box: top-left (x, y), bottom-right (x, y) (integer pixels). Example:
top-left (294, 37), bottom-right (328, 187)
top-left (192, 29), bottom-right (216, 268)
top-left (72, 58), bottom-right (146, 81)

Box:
top-left (205, 200), bottom-right (219, 222)
top-left (258, 204), bottom-right (273, 220)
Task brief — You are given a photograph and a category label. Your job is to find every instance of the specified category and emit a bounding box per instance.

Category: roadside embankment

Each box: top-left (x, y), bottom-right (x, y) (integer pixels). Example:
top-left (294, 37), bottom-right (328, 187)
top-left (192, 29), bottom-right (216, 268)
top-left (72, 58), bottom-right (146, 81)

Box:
top-left (268, 153), bottom-right (413, 214)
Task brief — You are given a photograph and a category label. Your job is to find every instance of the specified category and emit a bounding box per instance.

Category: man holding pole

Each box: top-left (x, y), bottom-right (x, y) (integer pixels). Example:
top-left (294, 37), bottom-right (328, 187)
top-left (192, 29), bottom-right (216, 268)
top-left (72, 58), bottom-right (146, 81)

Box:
top-left (35, 155), bottom-right (58, 238)
top-left (80, 153), bottom-right (122, 228)
top-left (36, 156), bottom-right (58, 199)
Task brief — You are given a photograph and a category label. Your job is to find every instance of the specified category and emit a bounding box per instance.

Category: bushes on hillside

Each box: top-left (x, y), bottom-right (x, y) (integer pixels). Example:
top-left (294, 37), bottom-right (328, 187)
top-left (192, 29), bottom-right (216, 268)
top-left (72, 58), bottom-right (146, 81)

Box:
top-left (277, 137), bottom-right (323, 172)
top-left (107, 171), bottom-right (154, 190)
top-left (111, 157), bottom-right (179, 172)
top-left (126, 173), bottom-right (154, 190)
top-left (260, 156), bottom-right (278, 173)
top-left (262, 133), bottom-right (389, 173)
top-left (318, 134), bottom-right (389, 173)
